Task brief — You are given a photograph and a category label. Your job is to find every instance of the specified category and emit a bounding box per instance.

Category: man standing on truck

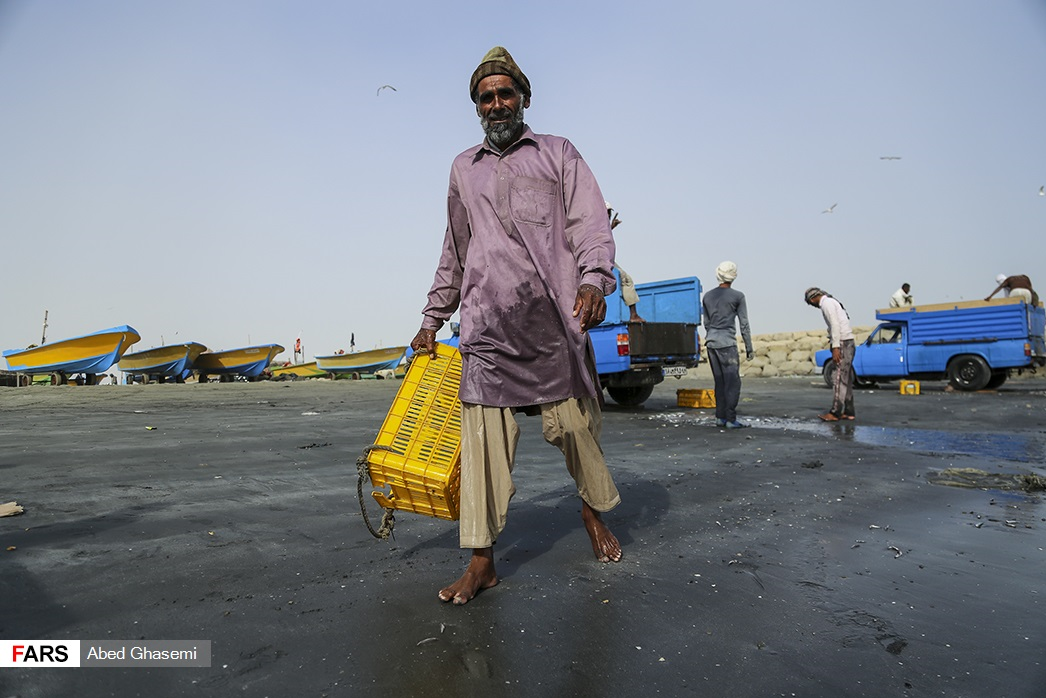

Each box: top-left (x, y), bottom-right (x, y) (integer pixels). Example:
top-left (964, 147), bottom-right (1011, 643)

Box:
top-left (410, 46), bottom-right (623, 606)
top-left (606, 202), bottom-right (645, 323)
top-left (986, 274), bottom-right (1038, 306)
top-left (702, 261), bottom-right (753, 428)
top-left (805, 287), bottom-right (856, 421)
top-left (889, 283), bottom-right (913, 308)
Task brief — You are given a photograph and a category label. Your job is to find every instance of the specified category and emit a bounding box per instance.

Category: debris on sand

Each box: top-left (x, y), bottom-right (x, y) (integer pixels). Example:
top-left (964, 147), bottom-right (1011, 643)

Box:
top-left (927, 467), bottom-right (1046, 493)
top-left (1019, 473), bottom-right (1046, 492)
top-left (0, 501), bottom-right (24, 517)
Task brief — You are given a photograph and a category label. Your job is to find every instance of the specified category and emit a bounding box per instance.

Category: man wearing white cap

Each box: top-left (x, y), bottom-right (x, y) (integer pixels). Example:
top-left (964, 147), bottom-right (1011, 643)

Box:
top-left (995, 274), bottom-right (1011, 298)
top-left (986, 274), bottom-right (1037, 305)
top-left (702, 261), bottom-right (753, 428)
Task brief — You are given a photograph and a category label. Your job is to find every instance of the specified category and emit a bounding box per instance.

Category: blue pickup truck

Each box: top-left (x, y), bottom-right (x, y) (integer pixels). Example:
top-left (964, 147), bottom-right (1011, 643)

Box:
top-left (589, 271), bottom-right (703, 406)
top-left (816, 298), bottom-right (1046, 391)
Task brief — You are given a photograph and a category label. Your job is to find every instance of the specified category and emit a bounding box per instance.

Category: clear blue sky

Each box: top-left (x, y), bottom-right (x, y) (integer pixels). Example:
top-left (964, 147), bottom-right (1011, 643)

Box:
top-left (2, 1), bottom-right (1044, 360)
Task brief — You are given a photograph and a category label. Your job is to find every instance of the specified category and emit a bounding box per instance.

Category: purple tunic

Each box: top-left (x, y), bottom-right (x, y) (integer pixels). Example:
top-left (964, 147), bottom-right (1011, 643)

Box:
top-left (421, 126), bottom-right (616, 407)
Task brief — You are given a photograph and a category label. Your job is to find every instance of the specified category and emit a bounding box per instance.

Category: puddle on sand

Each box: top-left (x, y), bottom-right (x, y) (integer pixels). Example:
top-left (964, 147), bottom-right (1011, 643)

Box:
top-left (657, 413), bottom-right (1046, 464)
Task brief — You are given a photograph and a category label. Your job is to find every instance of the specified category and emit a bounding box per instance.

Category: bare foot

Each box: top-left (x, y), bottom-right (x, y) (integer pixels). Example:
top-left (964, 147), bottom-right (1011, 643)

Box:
top-left (581, 501), bottom-right (622, 563)
top-left (438, 548), bottom-right (498, 605)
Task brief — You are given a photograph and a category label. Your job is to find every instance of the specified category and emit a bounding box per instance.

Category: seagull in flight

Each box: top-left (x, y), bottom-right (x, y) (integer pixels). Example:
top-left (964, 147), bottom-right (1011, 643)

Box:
top-left (880, 156), bottom-right (902, 160)
top-left (376, 84), bottom-right (397, 96)
top-left (822, 203), bottom-right (837, 214)
top-left (1039, 185), bottom-right (1044, 196)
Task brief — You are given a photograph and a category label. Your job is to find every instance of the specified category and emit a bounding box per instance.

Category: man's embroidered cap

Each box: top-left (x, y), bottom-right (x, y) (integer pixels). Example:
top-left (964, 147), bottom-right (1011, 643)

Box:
top-left (470, 46), bottom-right (531, 103)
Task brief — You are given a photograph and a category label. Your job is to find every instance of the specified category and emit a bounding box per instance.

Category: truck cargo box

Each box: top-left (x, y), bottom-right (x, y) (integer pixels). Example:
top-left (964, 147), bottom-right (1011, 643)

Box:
top-left (876, 298), bottom-right (1044, 350)
top-left (605, 274), bottom-right (702, 325)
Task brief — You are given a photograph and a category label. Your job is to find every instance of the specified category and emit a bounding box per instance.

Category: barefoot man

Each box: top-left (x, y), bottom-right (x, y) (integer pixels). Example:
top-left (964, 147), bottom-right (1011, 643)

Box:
top-left (805, 287), bottom-right (856, 422)
top-left (411, 46), bottom-right (623, 605)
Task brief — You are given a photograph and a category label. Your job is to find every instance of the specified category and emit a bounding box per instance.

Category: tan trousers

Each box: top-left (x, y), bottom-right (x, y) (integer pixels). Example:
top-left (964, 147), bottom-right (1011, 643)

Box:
top-left (617, 265), bottom-right (640, 308)
top-left (458, 397), bottom-right (622, 549)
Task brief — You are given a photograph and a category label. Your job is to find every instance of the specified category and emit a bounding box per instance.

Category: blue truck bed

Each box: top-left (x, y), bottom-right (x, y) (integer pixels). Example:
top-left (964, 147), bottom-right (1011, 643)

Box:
top-left (590, 271), bottom-right (702, 405)
top-left (876, 299), bottom-right (1044, 347)
top-left (604, 274), bottom-right (704, 325)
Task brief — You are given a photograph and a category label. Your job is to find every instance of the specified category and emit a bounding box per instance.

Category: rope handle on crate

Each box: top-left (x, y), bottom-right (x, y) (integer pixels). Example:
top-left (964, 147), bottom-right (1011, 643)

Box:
top-left (356, 445), bottom-right (398, 540)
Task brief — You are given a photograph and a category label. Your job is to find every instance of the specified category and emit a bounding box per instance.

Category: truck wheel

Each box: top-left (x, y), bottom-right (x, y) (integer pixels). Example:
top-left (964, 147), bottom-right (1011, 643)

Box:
top-left (821, 361), bottom-right (836, 388)
top-left (822, 361), bottom-right (874, 389)
top-left (607, 384), bottom-right (654, 406)
top-left (853, 375), bottom-right (877, 389)
top-left (984, 372), bottom-right (1008, 390)
top-left (947, 355), bottom-right (990, 391)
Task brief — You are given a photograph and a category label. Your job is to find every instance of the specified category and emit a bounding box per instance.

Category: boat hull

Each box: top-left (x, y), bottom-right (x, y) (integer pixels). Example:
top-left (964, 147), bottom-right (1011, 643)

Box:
top-left (270, 361), bottom-right (326, 378)
top-left (119, 342), bottom-right (207, 377)
top-left (3, 325), bottom-right (141, 375)
top-left (315, 346), bottom-right (407, 375)
top-left (195, 344), bottom-right (285, 378)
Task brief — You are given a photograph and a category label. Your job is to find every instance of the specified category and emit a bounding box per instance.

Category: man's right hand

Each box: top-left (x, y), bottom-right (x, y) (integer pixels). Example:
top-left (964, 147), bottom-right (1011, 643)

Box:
top-left (410, 328), bottom-right (438, 359)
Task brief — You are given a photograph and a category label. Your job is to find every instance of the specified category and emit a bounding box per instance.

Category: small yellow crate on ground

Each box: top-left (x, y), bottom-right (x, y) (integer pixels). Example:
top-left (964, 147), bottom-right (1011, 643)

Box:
top-left (899, 380), bottom-right (921, 395)
top-left (677, 388), bottom-right (716, 408)
top-left (366, 343), bottom-right (462, 520)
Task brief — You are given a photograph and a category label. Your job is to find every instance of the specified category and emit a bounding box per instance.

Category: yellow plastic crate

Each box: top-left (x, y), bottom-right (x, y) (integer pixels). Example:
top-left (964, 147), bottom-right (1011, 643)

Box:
top-left (677, 388), bottom-right (716, 408)
top-left (899, 380), bottom-right (920, 395)
top-left (366, 343), bottom-right (462, 520)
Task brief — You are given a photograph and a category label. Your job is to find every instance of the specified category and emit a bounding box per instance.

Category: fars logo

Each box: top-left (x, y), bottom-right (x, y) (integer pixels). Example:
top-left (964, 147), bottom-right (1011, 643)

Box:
top-left (1, 640), bottom-right (81, 668)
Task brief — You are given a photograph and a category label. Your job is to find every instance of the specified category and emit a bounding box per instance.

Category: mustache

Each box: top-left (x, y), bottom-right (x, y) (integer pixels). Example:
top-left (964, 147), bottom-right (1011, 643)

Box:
top-left (486, 107), bottom-right (513, 119)
top-left (480, 100), bottom-right (525, 147)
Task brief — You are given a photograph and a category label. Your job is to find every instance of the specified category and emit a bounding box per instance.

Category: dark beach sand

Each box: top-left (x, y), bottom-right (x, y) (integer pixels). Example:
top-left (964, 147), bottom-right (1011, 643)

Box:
top-left (2, 376), bottom-right (1044, 697)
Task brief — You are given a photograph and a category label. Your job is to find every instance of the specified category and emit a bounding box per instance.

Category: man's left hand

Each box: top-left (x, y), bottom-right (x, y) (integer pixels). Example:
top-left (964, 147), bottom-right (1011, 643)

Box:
top-left (573, 284), bottom-right (606, 332)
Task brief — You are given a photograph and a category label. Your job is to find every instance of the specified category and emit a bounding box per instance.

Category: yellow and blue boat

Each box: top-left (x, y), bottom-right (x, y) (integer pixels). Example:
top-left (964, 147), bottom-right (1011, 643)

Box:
top-left (3, 325), bottom-right (141, 380)
top-left (316, 346), bottom-right (407, 376)
top-left (270, 361), bottom-right (327, 379)
top-left (119, 342), bottom-right (208, 383)
top-left (194, 344), bottom-right (285, 381)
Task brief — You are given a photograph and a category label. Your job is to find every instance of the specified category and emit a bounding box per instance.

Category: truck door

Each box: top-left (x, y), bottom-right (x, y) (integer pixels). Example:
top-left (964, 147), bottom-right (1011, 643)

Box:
top-left (855, 323), bottom-right (907, 378)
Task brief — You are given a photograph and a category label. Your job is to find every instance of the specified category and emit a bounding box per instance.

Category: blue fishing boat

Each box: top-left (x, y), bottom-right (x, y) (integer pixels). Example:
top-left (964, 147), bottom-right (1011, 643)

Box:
top-left (3, 325), bottom-right (141, 383)
top-left (315, 346), bottom-right (407, 376)
top-left (119, 342), bottom-right (208, 383)
top-left (194, 344), bottom-right (285, 381)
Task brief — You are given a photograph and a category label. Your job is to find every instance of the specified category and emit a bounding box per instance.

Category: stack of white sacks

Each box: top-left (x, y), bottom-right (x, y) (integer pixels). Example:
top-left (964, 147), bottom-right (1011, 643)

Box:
top-left (693, 326), bottom-right (873, 378)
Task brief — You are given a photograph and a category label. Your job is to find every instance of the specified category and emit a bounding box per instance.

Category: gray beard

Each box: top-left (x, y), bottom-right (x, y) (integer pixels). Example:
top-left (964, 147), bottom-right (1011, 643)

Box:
top-left (480, 102), bottom-right (525, 149)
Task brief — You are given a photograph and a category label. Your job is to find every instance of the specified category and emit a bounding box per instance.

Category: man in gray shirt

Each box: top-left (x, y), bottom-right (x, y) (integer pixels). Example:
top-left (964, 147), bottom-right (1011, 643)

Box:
top-left (701, 261), bottom-right (753, 428)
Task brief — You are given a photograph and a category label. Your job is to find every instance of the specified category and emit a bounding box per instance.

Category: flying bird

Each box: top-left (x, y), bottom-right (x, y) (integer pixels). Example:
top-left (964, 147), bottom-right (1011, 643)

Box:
top-left (880, 156), bottom-right (902, 160)
top-left (377, 84), bottom-right (397, 96)
top-left (1039, 185), bottom-right (1044, 196)
top-left (822, 203), bottom-right (837, 214)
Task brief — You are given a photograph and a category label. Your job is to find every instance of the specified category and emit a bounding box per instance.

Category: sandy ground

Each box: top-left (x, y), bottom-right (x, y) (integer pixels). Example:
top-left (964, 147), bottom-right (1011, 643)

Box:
top-left (1, 375), bottom-right (1045, 697)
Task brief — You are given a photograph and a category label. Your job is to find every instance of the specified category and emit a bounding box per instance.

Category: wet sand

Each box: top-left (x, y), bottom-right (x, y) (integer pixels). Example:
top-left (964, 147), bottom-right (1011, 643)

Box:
top-left (2, 376), bottom-right (1044, 697)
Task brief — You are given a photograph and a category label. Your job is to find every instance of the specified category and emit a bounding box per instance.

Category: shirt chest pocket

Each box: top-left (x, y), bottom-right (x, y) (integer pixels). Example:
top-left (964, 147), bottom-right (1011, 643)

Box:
top-left (509, 177), bottom-right (556, 228)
